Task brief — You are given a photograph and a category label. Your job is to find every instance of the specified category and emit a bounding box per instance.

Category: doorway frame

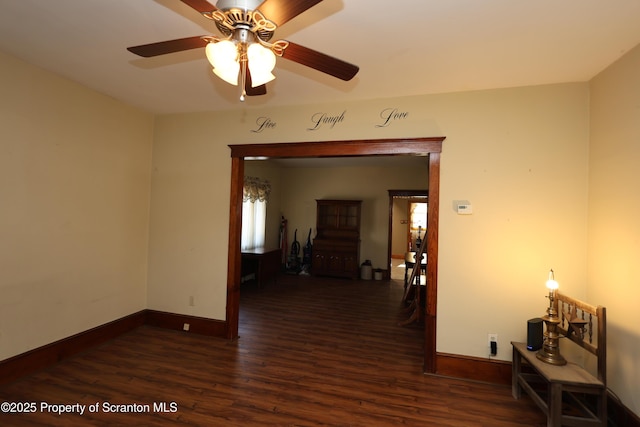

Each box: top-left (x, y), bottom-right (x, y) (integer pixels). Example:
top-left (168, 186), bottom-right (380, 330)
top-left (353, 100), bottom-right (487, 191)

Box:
top-left (227, 137), bottom-right (444, 373)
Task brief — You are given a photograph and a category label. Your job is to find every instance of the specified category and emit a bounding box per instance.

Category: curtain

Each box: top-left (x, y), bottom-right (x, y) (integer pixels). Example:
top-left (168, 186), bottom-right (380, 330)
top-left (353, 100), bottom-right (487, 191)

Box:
top-left (243, 176), bottom-right (271, 203)
top-left (241, 177), bottom-right (271, 251)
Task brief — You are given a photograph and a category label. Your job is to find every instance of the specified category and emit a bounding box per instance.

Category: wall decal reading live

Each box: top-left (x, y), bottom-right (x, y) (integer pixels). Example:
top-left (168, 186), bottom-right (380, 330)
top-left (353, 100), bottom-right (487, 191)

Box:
top-left (375, 108), bottom-right (409, 128)
top-left (251, 117), bottom-right (277, 133)
top-left (307, 111), bottom-right (346, 131)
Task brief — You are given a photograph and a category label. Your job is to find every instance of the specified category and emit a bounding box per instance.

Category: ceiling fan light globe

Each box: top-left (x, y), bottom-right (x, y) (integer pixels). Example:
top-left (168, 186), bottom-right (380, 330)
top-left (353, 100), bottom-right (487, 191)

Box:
top-left (205, 40), bottom-right (236, 67)
top-left (213, 66), bottom-right (240, 85)
top-left (247, 43), bottom-right (276, 87)
top-left (249, 70), bottom-right (275, 87)
top-left (206, 40), bottom-right (240, 85)
top-left (247, 43), bottom-right (276, 70)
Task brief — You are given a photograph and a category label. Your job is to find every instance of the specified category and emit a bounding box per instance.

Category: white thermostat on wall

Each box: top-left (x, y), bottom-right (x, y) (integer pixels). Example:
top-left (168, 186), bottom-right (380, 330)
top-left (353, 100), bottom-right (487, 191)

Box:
top-left (456, 201), bottom-right (473, 215)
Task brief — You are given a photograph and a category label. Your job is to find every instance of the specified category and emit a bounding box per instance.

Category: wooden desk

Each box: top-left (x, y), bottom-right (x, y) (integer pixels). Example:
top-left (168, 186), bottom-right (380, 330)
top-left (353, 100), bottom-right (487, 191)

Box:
top-left (241, 247), bottom-right (281, 288)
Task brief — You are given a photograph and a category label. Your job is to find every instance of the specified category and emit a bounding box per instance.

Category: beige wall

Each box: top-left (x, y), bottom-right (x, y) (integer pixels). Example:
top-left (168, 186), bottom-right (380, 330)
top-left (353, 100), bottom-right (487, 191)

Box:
top-left (0, 51), bottom-right (154, 360)
top-left (436, 85), bottom-right (590, 361)
top-left (146, 112), bottom-right (232, 317)
top-left (588, 43), bottom-right (640, 415)
top-left (392, 199), bottom-right (410, 257)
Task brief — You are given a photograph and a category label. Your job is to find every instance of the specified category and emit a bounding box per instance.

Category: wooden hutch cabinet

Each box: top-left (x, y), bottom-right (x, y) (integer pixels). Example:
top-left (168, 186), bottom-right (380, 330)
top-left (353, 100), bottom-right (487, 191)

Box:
top-left (312, 199), bottom-right (362, 279)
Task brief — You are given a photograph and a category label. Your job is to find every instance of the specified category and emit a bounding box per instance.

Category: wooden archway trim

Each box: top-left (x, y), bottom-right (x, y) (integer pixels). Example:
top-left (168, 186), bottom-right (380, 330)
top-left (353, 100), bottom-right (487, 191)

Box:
top-left (227, 137), bottom-right (444, 373)
top-left (229, 137), bottom-right (444, 158)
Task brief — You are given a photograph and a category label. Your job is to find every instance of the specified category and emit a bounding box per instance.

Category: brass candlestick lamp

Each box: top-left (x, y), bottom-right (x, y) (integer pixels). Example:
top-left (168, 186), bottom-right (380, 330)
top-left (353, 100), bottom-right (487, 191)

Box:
top-left (536, 269), bottom-right (567, 365)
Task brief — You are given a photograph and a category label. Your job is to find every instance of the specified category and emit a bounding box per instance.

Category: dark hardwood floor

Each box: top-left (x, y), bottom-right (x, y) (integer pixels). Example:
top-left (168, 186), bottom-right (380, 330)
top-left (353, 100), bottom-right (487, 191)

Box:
top-left (0, 275), bottom-right (545, 426)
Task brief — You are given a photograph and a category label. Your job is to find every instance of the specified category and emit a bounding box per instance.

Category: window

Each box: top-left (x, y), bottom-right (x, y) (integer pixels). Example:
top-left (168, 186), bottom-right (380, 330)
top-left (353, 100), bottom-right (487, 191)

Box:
top-left (409, 201), bottom-right (427, 250)
top-left (241, 177), bottom-right (271, 251)
top-left (410, 202), bottom-right (427, 231)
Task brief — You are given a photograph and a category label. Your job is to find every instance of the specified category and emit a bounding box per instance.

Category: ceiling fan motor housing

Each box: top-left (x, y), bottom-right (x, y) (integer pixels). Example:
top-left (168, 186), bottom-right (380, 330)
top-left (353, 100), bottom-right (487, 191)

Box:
top-left (216, 0), bottom-right (264, 10)
top-left (212, 0), bottom-right (275, 42)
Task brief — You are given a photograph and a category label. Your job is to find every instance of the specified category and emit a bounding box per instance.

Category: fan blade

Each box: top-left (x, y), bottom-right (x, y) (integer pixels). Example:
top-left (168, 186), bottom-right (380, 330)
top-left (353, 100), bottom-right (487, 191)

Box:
top-left (257, 0), bottom-right (324, 26)
top-left (281, 41), bottom-right (359, 81)
top-left (127, 36), bottom-right (209, 58)
top-left (245, 64), bottom-right (267, 96)
top-left (180, 0), bottom-right (217, 14)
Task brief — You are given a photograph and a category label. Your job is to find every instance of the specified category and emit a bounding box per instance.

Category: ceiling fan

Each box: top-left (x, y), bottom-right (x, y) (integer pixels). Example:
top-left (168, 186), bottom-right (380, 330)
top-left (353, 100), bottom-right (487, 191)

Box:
top-left (127, 0), bottom-right (359, 100)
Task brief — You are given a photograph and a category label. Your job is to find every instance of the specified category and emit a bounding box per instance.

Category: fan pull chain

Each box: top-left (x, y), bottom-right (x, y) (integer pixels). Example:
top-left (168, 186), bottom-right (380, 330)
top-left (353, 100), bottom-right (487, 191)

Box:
top-left (239, 49), bottom-right (248, 101)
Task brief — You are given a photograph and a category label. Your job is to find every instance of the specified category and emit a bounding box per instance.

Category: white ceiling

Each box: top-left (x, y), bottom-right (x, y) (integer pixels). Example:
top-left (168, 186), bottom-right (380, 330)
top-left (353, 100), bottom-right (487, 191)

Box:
top-left (1, 0), bottom-right (639, 115)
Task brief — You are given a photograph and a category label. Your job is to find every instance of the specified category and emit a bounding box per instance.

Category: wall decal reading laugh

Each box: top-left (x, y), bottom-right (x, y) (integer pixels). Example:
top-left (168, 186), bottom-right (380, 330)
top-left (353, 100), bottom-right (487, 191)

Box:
top-left (307, 111), bottom-right (346, 131)
top-left (251, 117), bottom-right (277, 133)
top-left (375, 108), bottom-right (409, 128)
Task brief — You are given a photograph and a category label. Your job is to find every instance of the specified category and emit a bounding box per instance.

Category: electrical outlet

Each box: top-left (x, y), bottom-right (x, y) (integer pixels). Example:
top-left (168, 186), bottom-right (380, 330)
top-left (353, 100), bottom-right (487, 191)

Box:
top-left (488, 333), bottom-right (498, 346)
top-left (189, 296), bottom-right (195, 306)
top-left (488, 333), bottom-right (498, 356)
top-left (183, 323), bottom-right (190, 331)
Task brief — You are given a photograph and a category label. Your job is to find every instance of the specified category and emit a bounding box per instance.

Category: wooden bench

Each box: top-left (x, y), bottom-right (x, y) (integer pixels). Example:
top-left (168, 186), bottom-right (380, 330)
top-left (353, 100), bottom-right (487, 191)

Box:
top-left (512, 292), bottom-right (607, 427)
